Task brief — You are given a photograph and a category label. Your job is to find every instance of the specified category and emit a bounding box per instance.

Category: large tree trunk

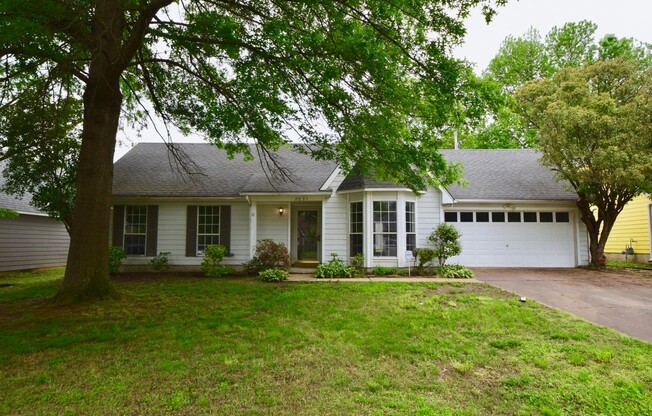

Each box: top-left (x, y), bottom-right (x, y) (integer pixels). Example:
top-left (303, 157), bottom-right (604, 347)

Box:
top-left (54, 0), bottom-right (125, 304)
top-left (577, 197), bottom-right (621, 269)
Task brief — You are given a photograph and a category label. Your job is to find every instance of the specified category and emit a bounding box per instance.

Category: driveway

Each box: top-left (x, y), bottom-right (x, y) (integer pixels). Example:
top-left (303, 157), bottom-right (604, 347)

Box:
top-left (474, 268), bottom-right (652, 343)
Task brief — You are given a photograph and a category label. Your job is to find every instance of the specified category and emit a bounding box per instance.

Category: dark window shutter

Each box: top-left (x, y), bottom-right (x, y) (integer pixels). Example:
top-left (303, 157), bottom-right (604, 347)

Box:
top-left (146, 205), bottom-right (158, 256)
top-left (220, 205), bottom-right (232, 255)
top-left (112, 205), bottom-right (125, 248)
top-left (186, 205), bottom-right (198, 257)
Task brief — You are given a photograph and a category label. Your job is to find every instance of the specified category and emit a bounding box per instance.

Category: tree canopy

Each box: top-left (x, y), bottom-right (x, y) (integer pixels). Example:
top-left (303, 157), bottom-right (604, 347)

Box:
top-left (516, 59), bottom-right (652, 266)
top-left (450, 20), bottom-right (652, 150)
top-left (0, 0), bottom-right (507, 302)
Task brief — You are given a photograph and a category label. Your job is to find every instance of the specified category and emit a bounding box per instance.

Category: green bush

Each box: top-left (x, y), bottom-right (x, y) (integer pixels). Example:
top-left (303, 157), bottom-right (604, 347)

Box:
top-left (412, 248), bottom-right (437, 275)
top-left (429, 223), bottom-right (462, 266)
top-left (201, 245), bottom-right (235, 278)
top-left (349, 253), bottom-right (365, 277)
top-left (244, 239), bottom-right (291, 273)
top-left (109, 246), bottom-right (127, 275)
top-left (435, 264), bottom-right (474, 279)
top-left (149, 252), bottom-right (170, 272)
top-left (371, 266), bottom-right (398, 276)
top-left (258, 268), bottom-right (289, 282)
top-left (315, 253), bottom-right (355, 278)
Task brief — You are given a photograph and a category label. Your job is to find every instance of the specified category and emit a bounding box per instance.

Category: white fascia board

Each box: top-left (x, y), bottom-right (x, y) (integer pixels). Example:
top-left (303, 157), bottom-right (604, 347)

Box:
top-left (320, 167), bottom-right (341, 191)
top-left (439, 187), bottom-right (456, 205)
top-left (450, 199), bottom-right (578, 206)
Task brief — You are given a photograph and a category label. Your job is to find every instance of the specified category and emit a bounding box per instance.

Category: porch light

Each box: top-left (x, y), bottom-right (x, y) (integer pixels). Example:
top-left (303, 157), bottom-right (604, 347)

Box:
top-left (278, 207), bottom-right (285, 216)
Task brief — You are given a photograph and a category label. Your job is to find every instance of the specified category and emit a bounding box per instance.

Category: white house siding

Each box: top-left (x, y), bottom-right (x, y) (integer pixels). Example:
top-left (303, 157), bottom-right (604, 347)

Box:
top-left (416, 187), bottom-right (442, 249)
top-left (322, 174), bottom-right (348, 261)
top-left (256, 203), bottom-right (289, 247)
top-left (117, 200), bottom-right (250, 268)
top-left (576, 217), bottom-right (590, 266)
top-left (0, 215), bottom-right (70, 271)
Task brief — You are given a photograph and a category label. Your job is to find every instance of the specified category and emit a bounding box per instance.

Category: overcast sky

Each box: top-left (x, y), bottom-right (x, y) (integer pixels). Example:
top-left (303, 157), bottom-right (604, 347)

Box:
top-left (455, 0), bottom-right (652, 73)
top-left (115, 0), bottom-right (652, 160)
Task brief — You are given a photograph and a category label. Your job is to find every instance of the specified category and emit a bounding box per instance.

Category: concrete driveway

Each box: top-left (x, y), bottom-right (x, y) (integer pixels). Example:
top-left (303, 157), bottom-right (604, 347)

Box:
top-left (473, 268), bottom-right (652, 343)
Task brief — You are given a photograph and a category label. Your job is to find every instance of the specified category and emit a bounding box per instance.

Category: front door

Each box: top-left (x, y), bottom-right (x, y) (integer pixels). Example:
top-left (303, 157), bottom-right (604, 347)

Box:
top-left (297, 209), bottom-right (319, 261)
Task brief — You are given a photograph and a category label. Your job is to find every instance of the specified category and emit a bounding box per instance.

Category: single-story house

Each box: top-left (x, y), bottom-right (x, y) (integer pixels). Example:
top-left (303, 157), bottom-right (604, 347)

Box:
top-left (604, 194), bottom-right (652, 263)
top-left (111, 144), bottom-right (590, 270)
top-left (0, 173), bottom-right (70, 272)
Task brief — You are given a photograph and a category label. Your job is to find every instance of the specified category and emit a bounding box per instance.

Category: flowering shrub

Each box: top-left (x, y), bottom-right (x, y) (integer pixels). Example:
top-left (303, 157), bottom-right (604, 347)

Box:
top-left (244, 239), bottom-right (291, 273)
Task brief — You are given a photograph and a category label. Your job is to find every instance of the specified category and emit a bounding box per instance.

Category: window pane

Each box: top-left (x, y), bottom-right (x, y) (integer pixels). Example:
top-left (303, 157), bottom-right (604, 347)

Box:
top-left (508, 212), bottom-right (521, 222)
top-left (460, 212), bottom-right (473, 222)
top-left (476, 212), bottom-right (489, 222)
top-left (350, 234), bottom-right (363, 257)
top-left (539, 212), bottom-right (553, 222)
top-left (373, 201), bottom-right (397, 256)
top-left (523, 212), bottom-right (537, 222)
top-left (556, 212), bottom-right (570, 223)
top-left (124, 235), bottom-right (146, 255)
top-left (444, 212), bottom-right (457, 222)
top-left (492, 212), bottom-right (505, 222)
top-left (406, 234), bottom-right (416, 252)
top-left (197, 206), bottom-right (221, 254)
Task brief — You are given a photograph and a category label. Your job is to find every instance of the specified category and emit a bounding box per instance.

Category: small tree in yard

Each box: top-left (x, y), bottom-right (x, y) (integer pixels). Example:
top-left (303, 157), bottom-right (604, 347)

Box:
top-left (516, 59), bottom-right (652, 267)
top-left (429, 224), bottom-right (462, 266)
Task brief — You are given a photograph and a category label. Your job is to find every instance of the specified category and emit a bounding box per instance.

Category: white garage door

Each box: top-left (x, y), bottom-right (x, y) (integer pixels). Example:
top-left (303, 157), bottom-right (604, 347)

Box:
top-left (445, 211), bottom-right (576, 267)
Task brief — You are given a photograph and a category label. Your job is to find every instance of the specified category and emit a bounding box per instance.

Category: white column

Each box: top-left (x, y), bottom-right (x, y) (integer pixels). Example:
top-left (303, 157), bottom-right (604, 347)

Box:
top-left (364, 192), bottom-right (373, 269)
top-left (249, 201), bottom-right (257, 259)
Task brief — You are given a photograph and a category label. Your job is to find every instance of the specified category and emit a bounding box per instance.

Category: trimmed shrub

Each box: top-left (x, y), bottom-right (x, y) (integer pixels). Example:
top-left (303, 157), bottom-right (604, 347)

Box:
top-left (201, 245), bottom-right (235, 278)
top-left (244, 239), bottom-right (291, 273)
top-left (149, 252), bottom-right (170, 272)
top-left (349, 253), bottom-right (365, 277)
top-left (315, 253), bottom-right (355, 278)
top-left (412, 248), bottom-right (437, 275)
top-left (371, 266), bottom-right (398, 276)
top-left (258, 268), bottom-right (289, 282)
top-left (429, 223), bottom-right (462, 266)
top-left (435, 264), bottom-right (474, 279)
top-left (109, 246), bottom-right (127, 275)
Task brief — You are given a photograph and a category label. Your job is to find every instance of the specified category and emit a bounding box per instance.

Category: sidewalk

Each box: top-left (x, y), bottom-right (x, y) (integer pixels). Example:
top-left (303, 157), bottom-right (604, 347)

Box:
top-left (287, 273), bottom-right (480, 283)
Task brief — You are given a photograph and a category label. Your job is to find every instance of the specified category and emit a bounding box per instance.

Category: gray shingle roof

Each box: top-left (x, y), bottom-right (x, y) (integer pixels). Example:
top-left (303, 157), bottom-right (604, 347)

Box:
top-left (337, 166), bottom-right (408, 192)
top-left (0, 168), bottom-right (43, 215)
top-left (440, 149), bottom-right (577, 201)
top-left (113, 143), bottom-right (338, 197)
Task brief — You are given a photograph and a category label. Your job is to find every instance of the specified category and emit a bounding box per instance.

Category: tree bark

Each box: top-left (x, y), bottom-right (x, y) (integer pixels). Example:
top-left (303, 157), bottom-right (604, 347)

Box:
top-left (577, 196), bottom-right (621, 269)
top-left (54, 0), bottom-right (125, 304)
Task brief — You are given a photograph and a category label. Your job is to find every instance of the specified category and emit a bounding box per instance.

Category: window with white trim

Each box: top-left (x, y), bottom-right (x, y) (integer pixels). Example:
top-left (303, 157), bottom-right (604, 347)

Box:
top-left (124, 205), bottom-right (147, 255)
top-left (405, 201), bottom-right (416, 252)
top-left (349, 202), bottom-right (363, 257)
top-left (197, 206), bottom-right (220, 255)
top-left (373, 201), bottom-right (397, 257)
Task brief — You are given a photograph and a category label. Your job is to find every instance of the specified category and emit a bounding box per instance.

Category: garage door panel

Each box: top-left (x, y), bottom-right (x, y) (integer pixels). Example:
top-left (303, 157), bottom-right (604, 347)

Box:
top-left (447, 221), bottom-right (575, 267)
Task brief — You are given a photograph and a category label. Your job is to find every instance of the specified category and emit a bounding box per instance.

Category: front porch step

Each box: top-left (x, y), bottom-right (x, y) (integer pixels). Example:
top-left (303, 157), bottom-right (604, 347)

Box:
top-left (290, 267), bottom-right (318, 274)
top-left (293, 260), bottom-right (319, 268)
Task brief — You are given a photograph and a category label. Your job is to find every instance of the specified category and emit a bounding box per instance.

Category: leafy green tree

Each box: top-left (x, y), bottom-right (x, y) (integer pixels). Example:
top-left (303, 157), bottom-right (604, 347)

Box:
top-left (515, 59), bottom-right (652, 267)
top-left (545, 20), bottom-right (598, 68)
top-left (484, 28), bottom-right (555, 93)
top-left (0, 92), bottom-right (80, 233)
top-left (0, 208), bottom-right (19, 219)
top-left (429, 223), bottom-right (462, 266)
top-left (2, 0), bottom-right (508, 303)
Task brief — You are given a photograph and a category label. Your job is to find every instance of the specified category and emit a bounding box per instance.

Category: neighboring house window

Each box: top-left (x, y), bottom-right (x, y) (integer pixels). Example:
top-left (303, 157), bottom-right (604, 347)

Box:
top-left (124, 205), bottom-right (147, 255)
top-left (373, 201), bottom-right (397, 257)
top-left (197, 206), bottom-right (220, 255)
top-left (350, 202), bottom-right (363, 257)
top-left (406, 201), bottom-right (416, 252)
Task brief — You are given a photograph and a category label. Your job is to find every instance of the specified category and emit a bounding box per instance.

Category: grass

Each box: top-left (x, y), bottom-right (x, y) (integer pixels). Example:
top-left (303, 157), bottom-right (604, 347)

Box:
top-left (1, 270), bottom-right (651, 415)
top-left (607, 259), bottom-right (652, 270)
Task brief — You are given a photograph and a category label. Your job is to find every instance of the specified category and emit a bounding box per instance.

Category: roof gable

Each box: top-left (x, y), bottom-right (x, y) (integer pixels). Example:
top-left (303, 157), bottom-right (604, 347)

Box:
top-left (112, 143), bottom-right (338, 197)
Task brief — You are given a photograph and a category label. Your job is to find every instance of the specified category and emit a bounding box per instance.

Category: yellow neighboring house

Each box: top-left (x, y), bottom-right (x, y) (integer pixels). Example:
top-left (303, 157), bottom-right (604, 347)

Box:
top-left (605, 194), bottom-right (652, 263)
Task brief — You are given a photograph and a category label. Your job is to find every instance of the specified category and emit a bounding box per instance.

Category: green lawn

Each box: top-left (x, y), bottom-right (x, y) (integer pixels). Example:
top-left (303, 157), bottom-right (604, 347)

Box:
top-left (1, 270), bottom-right (651, 415)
